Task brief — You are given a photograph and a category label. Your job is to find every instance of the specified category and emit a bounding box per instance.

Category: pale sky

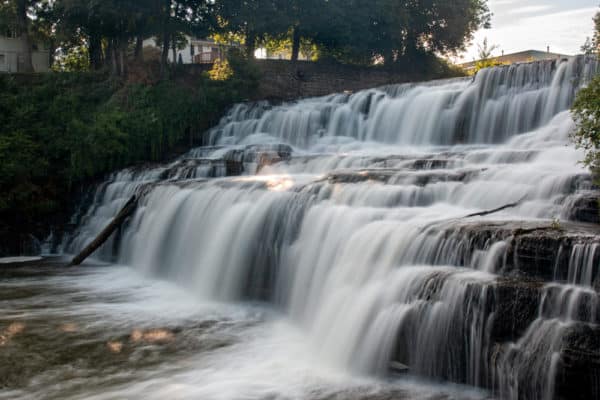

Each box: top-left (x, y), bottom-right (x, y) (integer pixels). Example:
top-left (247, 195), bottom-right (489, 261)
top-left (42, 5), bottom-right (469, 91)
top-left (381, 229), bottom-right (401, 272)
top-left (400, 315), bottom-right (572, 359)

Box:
top-left (458, 0), bottom-right (598, 62)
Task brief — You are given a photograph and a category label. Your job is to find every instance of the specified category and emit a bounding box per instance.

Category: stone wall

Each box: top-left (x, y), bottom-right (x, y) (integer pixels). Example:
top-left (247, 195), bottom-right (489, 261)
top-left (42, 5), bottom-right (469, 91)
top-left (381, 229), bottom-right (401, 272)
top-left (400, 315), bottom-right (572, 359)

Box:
top-left (253, 60), bottom-right (457, 101)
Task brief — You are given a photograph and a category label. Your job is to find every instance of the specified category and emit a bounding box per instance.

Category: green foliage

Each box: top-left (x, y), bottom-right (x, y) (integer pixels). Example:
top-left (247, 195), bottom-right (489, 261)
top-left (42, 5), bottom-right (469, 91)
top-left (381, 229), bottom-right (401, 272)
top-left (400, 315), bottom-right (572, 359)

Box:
top-left (0, 66), bottom-right (258, 235)
top-left (52, 45), bottom-right (90, 71)
top-left (305, 0), bottom-right (491, 66)
top-left (208, 59), bottom-right (234, 80)
top-left (469, 37), bottom-right (505, 73)
top-left (582, 11), bottom-right (600, 55)
top-left (551, 217), bottom-right (562, 231)
top-left (7, 0), bottom-right (490, 72)
top-left (572, 9), bottom-right (600, 178)
top-left (571, 75), bottom-right (600, 179)
top-left (474, 58), bottom-right (505, 72)
top-left (0, 0), bottom-right (17, 35)
top-left (211, 0), bottom-right (490, 66)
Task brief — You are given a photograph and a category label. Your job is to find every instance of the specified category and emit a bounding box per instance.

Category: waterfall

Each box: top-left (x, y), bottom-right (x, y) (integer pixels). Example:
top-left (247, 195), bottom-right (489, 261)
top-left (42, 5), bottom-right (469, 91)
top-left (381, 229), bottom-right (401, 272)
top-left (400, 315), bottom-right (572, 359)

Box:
top-left (63, 56), bottom-right (600, 400)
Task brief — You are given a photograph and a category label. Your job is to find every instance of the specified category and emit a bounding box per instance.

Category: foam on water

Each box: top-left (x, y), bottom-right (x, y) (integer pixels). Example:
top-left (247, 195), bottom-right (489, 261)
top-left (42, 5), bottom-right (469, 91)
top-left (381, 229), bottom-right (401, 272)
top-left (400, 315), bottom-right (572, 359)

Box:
top-left (0, 265), bottom-right (491, 400)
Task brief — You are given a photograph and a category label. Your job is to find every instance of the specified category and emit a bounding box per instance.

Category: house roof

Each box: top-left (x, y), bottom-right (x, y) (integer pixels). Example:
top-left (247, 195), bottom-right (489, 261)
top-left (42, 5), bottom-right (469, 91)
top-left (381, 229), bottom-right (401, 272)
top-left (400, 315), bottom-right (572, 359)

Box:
top-left (461, 49), bottom-right (573, 69)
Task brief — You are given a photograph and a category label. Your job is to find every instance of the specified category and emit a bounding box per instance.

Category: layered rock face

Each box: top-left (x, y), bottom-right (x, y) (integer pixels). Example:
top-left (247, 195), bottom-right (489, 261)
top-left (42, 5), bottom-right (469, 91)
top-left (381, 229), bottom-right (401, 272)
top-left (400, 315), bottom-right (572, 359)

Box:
top-left (63, 57), bottom-right (600, 399)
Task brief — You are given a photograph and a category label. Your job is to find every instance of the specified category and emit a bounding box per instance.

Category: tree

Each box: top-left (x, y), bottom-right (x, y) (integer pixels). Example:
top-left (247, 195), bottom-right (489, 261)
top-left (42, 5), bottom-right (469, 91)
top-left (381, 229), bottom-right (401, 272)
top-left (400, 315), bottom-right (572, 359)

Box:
top-left (48, 0), bottom-right (214, 77)
top-left (6, 0), bottom-right (493, 74)
top-left (51, 0), bottom-right (117, 71)
top-left (157, 0), bottom-right (214, 77)
top-left (473, 37), bottom-right (503, 71)
top-left (582, 11), bottom-right (600, 55)
top-left (272, 0), bottom-right (323, 62)
top-left (477, 37), bottom-right (498, 60)
top-left (298, 0), bottom-right (491, 67)
top-left (572, 11), bottom-right (600, 180)
top-left (572, 76), bottom-right (600, 179)
top-left (215, 0), bottom-right (286, 58)
top-left (0, 1), bottom-right (17, 36)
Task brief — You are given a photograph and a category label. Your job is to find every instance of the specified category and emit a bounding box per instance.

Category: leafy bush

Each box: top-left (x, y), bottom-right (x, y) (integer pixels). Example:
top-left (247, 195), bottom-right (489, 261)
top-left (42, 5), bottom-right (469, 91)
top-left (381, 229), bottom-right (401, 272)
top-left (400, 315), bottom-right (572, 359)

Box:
top-left (572, 75), bottom-right (600, 180)
top-left (0, 66), bottom-right (258, 249)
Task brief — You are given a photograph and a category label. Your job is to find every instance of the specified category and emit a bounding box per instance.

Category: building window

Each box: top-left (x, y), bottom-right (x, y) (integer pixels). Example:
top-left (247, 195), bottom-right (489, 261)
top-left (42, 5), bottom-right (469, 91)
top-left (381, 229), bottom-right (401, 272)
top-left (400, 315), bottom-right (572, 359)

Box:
top-left (0, 54), bottom-right (5, 64)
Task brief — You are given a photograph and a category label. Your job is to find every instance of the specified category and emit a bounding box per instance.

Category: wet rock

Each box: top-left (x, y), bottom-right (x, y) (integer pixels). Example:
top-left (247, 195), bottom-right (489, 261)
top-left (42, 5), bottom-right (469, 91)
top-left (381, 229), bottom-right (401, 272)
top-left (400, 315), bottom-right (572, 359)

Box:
top-left (161, 159), bottom-right (241, 179)
top-left (406, 159), bottom-right (458, 170)
top-left (554, 324), bottom-right (600, 400)
top-left (326, 168), bottom-right (480, 187)
top-left (487, 278), bottom-right (542, 342)
top-left (566, 192), bottom-right (600, 224)
top-left (432, 221), bottom-right (600, 286)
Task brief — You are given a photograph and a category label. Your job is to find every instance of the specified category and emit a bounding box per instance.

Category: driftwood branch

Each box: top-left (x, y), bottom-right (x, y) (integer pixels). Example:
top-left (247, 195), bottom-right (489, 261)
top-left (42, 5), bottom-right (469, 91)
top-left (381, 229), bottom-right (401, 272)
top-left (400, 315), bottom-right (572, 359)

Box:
top-left (70, 195), bottom-right (138, 266)
top-left (462, 196), bottom-right (527, 219)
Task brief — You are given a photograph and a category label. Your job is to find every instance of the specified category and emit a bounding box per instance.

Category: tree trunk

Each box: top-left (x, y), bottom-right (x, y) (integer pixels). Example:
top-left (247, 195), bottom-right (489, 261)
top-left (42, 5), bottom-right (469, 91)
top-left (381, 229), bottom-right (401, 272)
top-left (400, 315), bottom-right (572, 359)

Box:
top-left (119, 42), bottom-right (127, 77)
top-left (172, 37), bottom-right (177, 64)
top-left (383, 50), bottom-right (395, 67)
top-left (246, 30), bottom-right (256, 59)
top-left (291, 26), bottom-right (301, 62)
top-left (16, 0), bottom-right (34, 72)
top-left (89, 33), bottom-right (104, 70)
top-left (160, 31), bottom-right (170, 79)
top-left (134, 36), bottom-right (144, 62)
top-left (48, 39), bottom-right (56, 69)
top-left (160, 0), bottom-right (171, 79)
top-left (106, 40), bottom-right (113, 73)
top-left (107, 39), bottom-right (120, 77)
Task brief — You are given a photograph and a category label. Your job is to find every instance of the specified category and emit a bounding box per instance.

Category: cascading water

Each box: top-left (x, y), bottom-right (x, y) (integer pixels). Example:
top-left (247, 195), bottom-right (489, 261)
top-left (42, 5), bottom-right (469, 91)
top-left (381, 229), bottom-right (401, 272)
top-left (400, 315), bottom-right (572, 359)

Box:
top-left (63, 56), bottom-right (600, 400)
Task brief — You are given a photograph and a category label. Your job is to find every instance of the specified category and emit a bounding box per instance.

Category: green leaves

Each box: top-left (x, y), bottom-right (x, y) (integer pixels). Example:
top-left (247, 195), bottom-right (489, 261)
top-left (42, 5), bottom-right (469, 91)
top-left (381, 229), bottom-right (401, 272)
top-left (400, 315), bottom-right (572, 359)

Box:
top-left (572, 75), bottom-right (600, 176)
top-left (571, 13), bottom-right (600, 180)
top-left (0, 67), bottom-right (257, 230)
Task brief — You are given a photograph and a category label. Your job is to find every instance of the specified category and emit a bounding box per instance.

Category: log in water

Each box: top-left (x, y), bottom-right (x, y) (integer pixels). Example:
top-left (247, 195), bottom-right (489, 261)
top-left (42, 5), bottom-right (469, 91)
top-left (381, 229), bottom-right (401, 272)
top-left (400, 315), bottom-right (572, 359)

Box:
top-left (70, 195), bottom-right (137, 266)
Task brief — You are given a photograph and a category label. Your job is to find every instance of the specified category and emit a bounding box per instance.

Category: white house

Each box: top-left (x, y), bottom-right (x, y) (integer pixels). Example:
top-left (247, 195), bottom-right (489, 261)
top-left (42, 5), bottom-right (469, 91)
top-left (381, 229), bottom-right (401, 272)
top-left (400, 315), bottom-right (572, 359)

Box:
top-left (143, 37), bottom-right (237, 64)
top-left (0, 33), bottom-right (50, 73)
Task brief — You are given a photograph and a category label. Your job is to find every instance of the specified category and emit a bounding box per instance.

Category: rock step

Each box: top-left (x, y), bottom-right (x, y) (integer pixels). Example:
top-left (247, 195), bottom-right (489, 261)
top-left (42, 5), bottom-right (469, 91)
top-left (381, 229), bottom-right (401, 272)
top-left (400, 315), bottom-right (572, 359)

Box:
top-left (388, 274), bottom-right (599, 398)
top-left (325, 168), bottom-right (482, 186)
top-left (565, 192), bottom-right (600, 224)
top-left (556, 324), bottom-right (600, 400)
top-left (429, 221), bottom-right (600, 288)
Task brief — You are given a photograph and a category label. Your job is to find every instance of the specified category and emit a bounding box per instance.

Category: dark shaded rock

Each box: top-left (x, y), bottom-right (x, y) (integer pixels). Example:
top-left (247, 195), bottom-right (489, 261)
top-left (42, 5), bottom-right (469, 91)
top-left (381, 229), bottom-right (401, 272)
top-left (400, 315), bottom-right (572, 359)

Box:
top-left (488, 278), bottom-right (542, 342)
top-left (554, 324), bottom-right (600, 400)
top-left (430, 221), bottom-right (600, 286)
top-left (325, 168), bottom-right (481, 187)
top-left (566, 193), bottom-right (600, 224)
top-left (408, 159), bottom-right (456, 170)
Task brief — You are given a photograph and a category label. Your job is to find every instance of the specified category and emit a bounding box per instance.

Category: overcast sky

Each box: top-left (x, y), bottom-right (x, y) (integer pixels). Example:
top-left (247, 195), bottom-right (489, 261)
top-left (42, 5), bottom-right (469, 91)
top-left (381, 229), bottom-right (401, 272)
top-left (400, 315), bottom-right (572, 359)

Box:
top-left (458, 0), bottom-right (598, 62)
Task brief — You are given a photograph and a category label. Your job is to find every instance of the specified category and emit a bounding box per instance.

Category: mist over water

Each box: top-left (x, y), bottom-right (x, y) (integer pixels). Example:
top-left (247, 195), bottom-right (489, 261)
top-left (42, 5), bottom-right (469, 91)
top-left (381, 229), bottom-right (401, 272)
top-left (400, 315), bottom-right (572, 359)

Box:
top-left (53, 56), bottom-right (600, 399)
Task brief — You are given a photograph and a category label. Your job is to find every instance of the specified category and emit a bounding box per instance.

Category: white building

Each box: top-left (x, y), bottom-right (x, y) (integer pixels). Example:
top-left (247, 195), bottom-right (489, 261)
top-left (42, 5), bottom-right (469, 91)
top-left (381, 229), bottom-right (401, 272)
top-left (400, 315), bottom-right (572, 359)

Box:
top-left (143, 37), bottom-right (237, 64)
top-left (0, 33), bottom-right (50, 73)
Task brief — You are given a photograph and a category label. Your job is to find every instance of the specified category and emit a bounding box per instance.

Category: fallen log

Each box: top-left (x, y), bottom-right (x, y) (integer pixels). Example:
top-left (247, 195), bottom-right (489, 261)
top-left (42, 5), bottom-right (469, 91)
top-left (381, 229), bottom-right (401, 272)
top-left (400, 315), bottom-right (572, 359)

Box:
top-left (462, 196), bottom-right (527, 219)
top-left (70, 195), bottom-right (138, 266)
top-left (418, 196), bottom-right (529, 234)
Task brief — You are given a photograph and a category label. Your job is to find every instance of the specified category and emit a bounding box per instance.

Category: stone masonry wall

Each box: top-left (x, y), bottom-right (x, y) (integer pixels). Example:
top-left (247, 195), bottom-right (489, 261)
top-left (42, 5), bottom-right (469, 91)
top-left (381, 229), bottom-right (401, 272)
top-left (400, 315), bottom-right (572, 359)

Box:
top-left (253, 60), bottom-right (453, 101)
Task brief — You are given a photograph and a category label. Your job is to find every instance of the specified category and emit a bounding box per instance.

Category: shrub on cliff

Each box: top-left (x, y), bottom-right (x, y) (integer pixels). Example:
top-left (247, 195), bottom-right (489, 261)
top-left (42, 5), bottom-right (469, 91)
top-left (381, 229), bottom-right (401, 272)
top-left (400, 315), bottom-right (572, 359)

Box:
top-left (572, 74), bottom-right (600, 181)
top-left (0, 66), bottom-right (258, 252)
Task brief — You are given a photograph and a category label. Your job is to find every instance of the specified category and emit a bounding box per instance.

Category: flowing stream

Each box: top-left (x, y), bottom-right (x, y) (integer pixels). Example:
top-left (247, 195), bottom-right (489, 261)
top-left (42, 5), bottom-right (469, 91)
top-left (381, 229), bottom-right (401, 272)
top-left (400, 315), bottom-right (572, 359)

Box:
top-left (4, 57), bottom-right (599, 400)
